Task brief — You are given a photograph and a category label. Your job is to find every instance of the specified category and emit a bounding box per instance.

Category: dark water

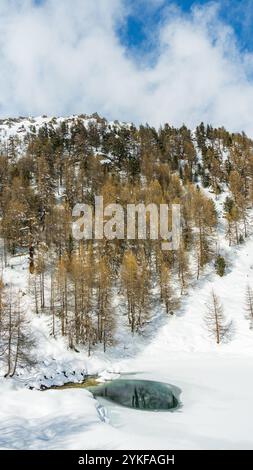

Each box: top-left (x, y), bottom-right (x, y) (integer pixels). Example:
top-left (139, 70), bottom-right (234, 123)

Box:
top-left (88, 379), bottom-right (180, 411)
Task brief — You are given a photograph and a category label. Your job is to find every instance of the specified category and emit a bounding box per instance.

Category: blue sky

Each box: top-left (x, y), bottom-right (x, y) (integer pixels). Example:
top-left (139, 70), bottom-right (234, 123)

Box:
top-left (1, 0), bottom-right (253, 134)
top-left (118, 0), bottom-right (253, 55)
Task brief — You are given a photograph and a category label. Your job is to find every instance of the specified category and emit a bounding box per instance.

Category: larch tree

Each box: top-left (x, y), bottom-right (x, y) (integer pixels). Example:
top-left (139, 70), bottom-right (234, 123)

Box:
top-left (159, 262), bottom-right (177, 315)
top-left (55, 256), bottom-right (69, 337)
top-left (0, 277), bottom-right (5, 335)
top-left (205, 290), bottom-right (232, 344)
top-left (223, 197), bottom-right (240, 245)
top-left (136, 250), bottom-right (151, 329)
top-left (96, 256), bottom-right (115, 351)
top-left (34, 247), bottom-right (47, 311)
top-left (245, 285), bottom-right (253, 328)
top-left (121, 250), bottom-right (139, 333)
top-left (191, 187), bottom-right (217, 278)
top-left (177, 242), bottom-right (190, 294)
top-left (229, 171), bottom-right (248, 237)
top-left (2, 290), bottom-right (35, 378)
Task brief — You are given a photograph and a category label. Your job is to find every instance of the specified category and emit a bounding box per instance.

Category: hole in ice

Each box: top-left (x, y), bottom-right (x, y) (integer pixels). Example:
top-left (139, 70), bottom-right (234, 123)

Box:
top-left (88, 379), bottom-right (180, 411)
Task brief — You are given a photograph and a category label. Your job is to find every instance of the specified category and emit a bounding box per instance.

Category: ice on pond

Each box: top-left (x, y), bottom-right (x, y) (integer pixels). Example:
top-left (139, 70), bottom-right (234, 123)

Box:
top-left (88, 379), bottom-right (180, 411)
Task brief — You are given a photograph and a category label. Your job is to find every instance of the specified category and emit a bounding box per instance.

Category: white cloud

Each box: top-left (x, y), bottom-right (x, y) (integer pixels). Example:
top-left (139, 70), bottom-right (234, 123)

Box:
top-left (0, 0), bottom-right (253, 134)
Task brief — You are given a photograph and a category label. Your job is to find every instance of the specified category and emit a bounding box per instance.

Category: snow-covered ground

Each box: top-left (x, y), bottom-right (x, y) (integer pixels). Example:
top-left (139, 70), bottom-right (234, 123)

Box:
top-left (1, 354), bottom-right (253, 450)
top-left (1, 235), bottom-right (253, 450)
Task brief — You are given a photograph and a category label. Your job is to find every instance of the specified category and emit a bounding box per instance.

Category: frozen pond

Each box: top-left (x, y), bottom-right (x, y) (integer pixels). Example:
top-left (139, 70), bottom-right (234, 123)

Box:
top-left (88, 379), bottom-right (180, 411)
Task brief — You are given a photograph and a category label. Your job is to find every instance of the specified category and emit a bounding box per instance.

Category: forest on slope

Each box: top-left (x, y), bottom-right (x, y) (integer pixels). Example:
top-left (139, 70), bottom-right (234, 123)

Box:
top-left (0, 114), bottom-right (253, 378)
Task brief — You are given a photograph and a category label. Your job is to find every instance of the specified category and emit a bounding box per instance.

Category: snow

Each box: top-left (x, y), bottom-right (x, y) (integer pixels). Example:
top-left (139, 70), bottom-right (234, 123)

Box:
top-left (0, 115), bottom-right (133, 158)
top-left (98, 354), bottom-right (253, 449)
top-left (1, 354), bottom-right (253, 449)
top-left (1, 232), bottom-right (253, 449)
top-left (0, 381), bottom-right (113, 450)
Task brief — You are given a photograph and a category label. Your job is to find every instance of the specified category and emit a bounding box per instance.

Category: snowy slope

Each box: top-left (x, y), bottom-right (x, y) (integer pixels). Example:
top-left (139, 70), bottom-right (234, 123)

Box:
top-left (0, 114), bottom-right (131, 157)
top-left (0, 210), bottom-right (253, 449)
top-left (0, 118), bottom-right (253, 449)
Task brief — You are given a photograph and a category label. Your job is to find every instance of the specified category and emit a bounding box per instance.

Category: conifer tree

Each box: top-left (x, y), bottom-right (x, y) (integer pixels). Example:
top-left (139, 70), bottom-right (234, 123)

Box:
top-left (1, 290), bottom-right (35, 377)
top-left (96, 256), bottom-right (115, 351)
top-left (205, 290), bottom-right (231, 344)
top-left (121, 251), bottom-right (139, 333)
top-left (245, 285), bottom-right (253, 328)
top-left (191, 188), bottom-right (217, 278)
top-left (160, 262), bottom-right (177, 315)
top-left (177, 243), bottom-right (190, 294)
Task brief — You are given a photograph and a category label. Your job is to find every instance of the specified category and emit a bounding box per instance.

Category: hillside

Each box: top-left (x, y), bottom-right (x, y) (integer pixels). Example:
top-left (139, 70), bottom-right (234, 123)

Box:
top-left (0, 115), bottom-right (253, 449)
